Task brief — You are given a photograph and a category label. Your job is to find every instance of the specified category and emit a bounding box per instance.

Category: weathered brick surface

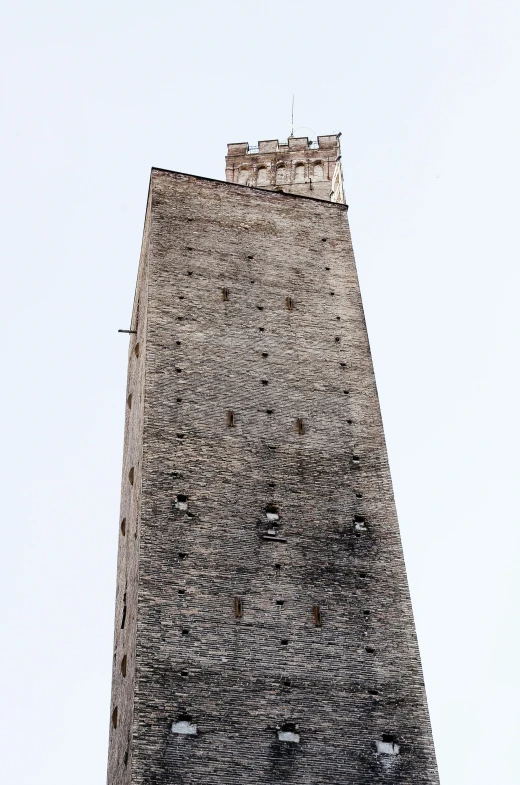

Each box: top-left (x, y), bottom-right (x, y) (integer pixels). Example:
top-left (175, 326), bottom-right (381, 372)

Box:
top-left (107, 170), bottom-right (439, 785)
top-left (226, 135), bottom-right (344, 203)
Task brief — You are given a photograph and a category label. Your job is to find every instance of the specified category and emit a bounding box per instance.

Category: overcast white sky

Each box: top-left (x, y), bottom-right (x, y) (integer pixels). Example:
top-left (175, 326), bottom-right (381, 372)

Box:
top-left (1, 1), bottom-right (519, 783)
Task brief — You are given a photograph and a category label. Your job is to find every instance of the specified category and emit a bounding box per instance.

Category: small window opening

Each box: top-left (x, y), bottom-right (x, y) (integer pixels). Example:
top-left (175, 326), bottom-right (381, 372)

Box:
top-left (368, 688), bottom-right (379, 695)
top-left (281, 639), bottom-right (289, 646)
top-left (175, 367), bottom-right (182, 373)
top-left (177, 316), bottom-right (184, 321)
top-left (234, 597), bottom-right (243, 618)
top-left (262, 352), bottom-right (269, 358)
top-left (322, 238), bottom-right (327, 242)
top-left (187, 271), bottom-right (193, 276)
top-left (178, 296), bottom-right (184, 300)
top-left (335, 336), bottom-right (340, 343)
top-left (340, 362), bottom-right (346, 368)
top-left (359, 571), bottom-right (367, 578)
top-left (366, 646), bottom-right (375, 654)
top-left (261, 379), bottom-right (268, 386)
top-left (121, 655), bottom-right (127, 677)
top-left (176, 433), bottom-right (185, 439)
top-left (127, 394), bottom-right (132, 409)
top-left (376, 735), bottom-right (400, 755)
top-left (121, 602), bottom-right (127, 630)
top-left (285, 296), bottom-right (293, 310)
top-left (134, 343), bottom-right (140, 357)
top-left (347, 419), bottom-right (353, 425)
top-left (177, 397), bottom-right (182, 403)
top-left (354, 514), bottom-right (367, 532)
top-left (325, 266), bottom-right (330, 270)
top-left (278, 722), bottom-right (300, 743)
top-left (259, 327), bottom-right (265, 332)
top-left (276, 600), bottom-right (285, 606)
top-left (178, 552), bottom-right (187, 560)
top-left (172, 714), bottom-right (197, 735)
top-left (176, 494), bottom-right (188, 511)
top-left (120, 518), bottom-right (126, 536)
top-left (274, 563), bottom-right (282, 570)
top-left (343, 390), bottom-right (349, 395)
top-left (112, 707), bottom-right (118, 728)
top-left (336, 316), bottom-right (341, 321)
top-left (352, 455), bottom-right (360, 464)
top-left (182, 629), bottom-right (190, 636)
top-left (129, 467), bottom-right (134, 485)
top-left (266, 504), bottom-right (279, 521)
top-left (266, 409), bottom-right (273, 415)
top-left (222, 287), bottom-right (229, 301)
top-left (282, 678), bottom-right (291, 687)
top-left (123, 749), bottom-right (129, 766)
top-left (248, 254), bottom-right (254, 259)
top-left (178, 588), bottom-right (185, 595)
top-left (176, 340), bottom-right (181, 345)
top-left (296, 417), bottom-right (304, 435)
top-left (363, 609), bottom-right (370, 616)
top-left (257, 305), bottom-right (264, 311)
top-left (180, 670), bottom-right (189, 677)
top-left (227, 410), bottom-right (235, 427)
top-left (268, 482), bottom-right (276, 488)
top-left (313, 605), bottom-right (322, 627)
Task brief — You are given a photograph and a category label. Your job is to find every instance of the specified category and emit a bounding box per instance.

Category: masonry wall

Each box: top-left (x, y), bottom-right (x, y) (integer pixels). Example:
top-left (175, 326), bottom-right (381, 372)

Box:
top-left (225, 135), bottom-right (344, 203)
top-left (107, 191), bottom-right (151, 785)
top-left (108, 170), bottom-right (439, 785)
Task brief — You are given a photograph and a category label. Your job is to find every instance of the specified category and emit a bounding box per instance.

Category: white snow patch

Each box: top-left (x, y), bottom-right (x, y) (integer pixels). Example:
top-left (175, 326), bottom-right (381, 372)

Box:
top-left (266, 513), bottom-right (279, 522)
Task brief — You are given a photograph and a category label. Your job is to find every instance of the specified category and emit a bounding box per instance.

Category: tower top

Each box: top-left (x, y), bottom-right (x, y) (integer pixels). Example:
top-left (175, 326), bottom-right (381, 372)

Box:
top-left (225, 133), bottom-right (344, 203)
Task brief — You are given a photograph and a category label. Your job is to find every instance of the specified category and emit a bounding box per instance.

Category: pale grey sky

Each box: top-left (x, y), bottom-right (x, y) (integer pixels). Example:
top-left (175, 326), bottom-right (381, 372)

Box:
top-left (1, 2), bottom-right (519, 783)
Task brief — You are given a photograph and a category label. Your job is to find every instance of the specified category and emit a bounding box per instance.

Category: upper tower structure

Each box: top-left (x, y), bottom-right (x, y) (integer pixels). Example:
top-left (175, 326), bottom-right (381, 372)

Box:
top-left (226, 133), bottom-right (344, 203)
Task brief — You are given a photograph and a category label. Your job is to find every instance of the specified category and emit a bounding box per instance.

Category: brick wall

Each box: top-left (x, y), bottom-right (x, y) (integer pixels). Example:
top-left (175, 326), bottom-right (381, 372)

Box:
top-left (225, 135), bottom-right (345, 203)
top-left (107, 170), bottom-right (439, 785)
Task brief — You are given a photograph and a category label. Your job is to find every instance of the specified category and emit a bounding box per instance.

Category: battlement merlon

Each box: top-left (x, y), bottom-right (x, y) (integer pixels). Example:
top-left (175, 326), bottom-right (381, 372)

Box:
top-left (226, 134), bottom-right (340, 156)
top-left (225, 133), bottom-right (344, 204)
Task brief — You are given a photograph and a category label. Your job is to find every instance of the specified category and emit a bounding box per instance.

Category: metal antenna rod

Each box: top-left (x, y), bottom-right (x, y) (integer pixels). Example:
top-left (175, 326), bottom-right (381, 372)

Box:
top-left (291, 95), bottom-right (294, 137)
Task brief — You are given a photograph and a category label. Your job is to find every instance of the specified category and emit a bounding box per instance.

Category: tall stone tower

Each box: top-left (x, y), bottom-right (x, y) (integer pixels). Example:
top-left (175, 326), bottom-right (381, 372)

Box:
top-left (108, 133), bottom-right (439, 785)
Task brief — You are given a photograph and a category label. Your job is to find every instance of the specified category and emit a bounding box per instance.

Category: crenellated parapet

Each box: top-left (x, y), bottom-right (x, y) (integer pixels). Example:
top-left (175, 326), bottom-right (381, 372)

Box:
top-left (225, 134), bottom-right (345, 203)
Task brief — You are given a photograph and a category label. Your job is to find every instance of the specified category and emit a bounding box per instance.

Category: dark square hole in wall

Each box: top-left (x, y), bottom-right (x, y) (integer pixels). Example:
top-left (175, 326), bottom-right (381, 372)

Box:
top-left (178, 552), bottom-right (187, 560)
top-left (261, 379), bottom-right (268, 386)
top-left (383, 734), bottom-right (397, 744)
top-left (182, 629), bottom-right (190, 636)
top-left (281, 639), bottom-right (289, 646)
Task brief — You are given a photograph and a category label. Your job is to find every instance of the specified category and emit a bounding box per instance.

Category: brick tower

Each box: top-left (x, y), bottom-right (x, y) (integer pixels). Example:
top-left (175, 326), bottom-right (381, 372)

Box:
top-left (107, 133), bottom-right (439, 785)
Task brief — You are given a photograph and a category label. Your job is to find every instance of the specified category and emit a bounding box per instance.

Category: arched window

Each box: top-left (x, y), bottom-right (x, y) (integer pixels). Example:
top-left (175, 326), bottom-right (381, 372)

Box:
top-left (276, 165), bottom-right (286, 184)
top-left (313, 162), bottom-right (324, 180)
top-left (257, 166), bottom-right (268, 185)
top-left (294, 163), bottom-right (305, 182)
top-left (238, 167), bottom-right (249, 185)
